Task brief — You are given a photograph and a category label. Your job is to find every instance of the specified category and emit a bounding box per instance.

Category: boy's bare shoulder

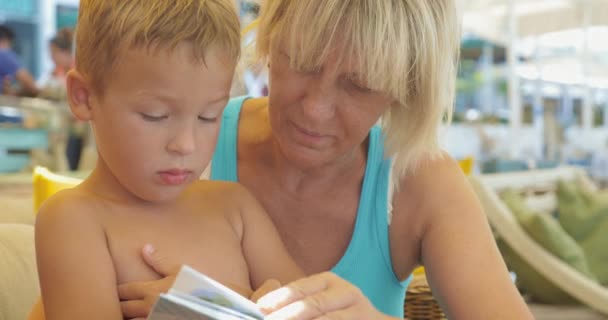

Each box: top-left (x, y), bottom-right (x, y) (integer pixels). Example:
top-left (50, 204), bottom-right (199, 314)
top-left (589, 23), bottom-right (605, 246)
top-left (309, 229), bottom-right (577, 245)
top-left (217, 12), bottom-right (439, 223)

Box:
top-left (35, 185), bottom-right (102, 232)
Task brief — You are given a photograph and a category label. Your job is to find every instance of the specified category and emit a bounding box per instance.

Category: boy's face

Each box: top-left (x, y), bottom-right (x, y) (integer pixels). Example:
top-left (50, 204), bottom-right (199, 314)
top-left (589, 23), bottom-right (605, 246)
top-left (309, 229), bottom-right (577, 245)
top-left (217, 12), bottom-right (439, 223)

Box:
top-left (90, 44), bottom-right (234, 202)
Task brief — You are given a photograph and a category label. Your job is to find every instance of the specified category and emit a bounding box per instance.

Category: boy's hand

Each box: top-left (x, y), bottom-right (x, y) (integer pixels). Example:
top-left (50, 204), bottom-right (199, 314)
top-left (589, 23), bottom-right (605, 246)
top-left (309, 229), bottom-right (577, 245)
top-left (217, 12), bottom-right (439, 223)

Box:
top-left (251, 279), bottom-right (282, 303)
top-left (118, 244), bottom-right (179, 319)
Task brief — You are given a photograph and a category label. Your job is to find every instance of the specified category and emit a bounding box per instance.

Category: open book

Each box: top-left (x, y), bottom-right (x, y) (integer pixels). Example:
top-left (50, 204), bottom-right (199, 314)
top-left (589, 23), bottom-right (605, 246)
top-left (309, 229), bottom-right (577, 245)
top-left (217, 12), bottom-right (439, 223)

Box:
top-left (147, 265), bottom-right (265, 320)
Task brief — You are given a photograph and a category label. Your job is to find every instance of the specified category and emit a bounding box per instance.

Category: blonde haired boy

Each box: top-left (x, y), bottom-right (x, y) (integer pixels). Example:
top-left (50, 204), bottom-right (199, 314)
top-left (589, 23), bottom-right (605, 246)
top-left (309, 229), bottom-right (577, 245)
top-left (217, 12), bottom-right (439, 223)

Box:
top-left (33, 1), bottom-right (302, 319)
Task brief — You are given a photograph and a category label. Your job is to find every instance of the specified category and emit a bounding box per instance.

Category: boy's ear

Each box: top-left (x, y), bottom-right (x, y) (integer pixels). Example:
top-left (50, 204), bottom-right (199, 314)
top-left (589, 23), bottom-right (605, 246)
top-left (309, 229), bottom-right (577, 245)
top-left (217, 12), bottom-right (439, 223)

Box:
top-left (66, 69), bottom-right (94, 121)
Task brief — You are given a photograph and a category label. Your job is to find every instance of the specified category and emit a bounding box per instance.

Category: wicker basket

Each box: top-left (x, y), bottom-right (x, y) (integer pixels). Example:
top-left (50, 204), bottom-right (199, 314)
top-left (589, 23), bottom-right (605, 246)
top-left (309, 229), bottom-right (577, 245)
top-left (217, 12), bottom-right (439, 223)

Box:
top-left (404, 274), bottom-right (447, 320)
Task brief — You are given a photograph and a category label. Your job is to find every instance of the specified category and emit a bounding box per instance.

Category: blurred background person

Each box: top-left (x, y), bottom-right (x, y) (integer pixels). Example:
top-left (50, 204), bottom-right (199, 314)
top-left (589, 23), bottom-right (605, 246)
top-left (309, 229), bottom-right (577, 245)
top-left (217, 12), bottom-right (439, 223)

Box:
top-left (44, 27), bottom-right (84, 171)
top-left (0, 24), bottom-right (39, 97)
top-left (39, 28), bottom-right (74, 101)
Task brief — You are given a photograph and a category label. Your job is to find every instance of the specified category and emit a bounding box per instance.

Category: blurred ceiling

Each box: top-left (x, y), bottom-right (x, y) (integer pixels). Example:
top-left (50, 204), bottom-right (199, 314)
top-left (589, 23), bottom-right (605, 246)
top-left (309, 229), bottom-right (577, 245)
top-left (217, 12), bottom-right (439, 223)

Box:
top-left (457, 0), bottom-right (608, 44)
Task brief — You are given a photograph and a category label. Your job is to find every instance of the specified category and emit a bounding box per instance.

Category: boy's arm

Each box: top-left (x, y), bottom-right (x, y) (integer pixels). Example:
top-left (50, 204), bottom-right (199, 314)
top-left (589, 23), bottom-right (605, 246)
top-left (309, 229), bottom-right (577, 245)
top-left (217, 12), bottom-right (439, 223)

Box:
top-left (35, 192), bottom-right (122, 320)
top-left (236, 185), bottom-right (305, 290)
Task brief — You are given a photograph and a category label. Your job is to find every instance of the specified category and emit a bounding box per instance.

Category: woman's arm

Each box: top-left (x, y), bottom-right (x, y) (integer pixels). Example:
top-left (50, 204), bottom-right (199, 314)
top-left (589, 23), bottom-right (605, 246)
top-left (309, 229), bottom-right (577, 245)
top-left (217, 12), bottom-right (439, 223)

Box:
top-left (36, 192), bottom-right (122, 320)
top-left (390, 154), bottom-right (533, 319)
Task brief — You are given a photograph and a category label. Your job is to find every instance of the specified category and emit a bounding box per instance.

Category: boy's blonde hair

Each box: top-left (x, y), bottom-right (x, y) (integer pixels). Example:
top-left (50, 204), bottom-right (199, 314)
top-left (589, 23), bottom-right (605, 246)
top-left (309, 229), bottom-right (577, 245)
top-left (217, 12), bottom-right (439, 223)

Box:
top-left (257, 0), bottom-right (460, 177)
top-left (76, 0), bottom-right (241, 94)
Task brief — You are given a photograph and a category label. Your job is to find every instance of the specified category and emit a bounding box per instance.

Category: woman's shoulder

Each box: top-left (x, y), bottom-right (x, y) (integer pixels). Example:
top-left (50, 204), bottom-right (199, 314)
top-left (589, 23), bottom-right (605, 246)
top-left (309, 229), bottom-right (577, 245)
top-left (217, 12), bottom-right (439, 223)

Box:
top-left (391, 152), bottom-right (475, 227)
top-left (238, 97), bottom-right (273, 145)
top-left (241, 96), bottom-right (268, 111)
top-left (397, 152), bottom-right (463, 193)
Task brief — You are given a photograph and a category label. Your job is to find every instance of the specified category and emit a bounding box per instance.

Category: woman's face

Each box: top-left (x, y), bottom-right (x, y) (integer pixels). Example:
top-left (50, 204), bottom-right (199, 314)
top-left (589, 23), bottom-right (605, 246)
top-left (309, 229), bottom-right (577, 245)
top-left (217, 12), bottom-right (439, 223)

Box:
top-left (267, 40), bottom-right (395, 168)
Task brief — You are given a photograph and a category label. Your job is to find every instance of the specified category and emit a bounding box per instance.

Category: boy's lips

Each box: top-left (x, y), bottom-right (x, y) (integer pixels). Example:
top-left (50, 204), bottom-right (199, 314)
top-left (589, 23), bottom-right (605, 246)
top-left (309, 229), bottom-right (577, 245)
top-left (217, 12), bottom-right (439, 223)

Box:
top-left (158, 169), bottom-right (193, 185)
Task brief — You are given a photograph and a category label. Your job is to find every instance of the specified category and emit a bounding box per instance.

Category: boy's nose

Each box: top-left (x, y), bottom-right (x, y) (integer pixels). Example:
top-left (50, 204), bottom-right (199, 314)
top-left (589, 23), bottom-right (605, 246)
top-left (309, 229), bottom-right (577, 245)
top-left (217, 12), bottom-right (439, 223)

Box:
top-left (167, 126), bottom-right (196, 155)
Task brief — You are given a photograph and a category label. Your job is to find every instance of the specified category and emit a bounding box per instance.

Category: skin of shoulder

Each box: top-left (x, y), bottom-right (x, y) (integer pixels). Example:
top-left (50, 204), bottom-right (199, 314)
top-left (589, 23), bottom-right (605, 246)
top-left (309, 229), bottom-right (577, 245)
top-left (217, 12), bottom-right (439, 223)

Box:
top-left (181, 180), bottom-right (304, 290)
top-left (184, 180), bottom-right (248, 233)
top-left (389, 153), bottom-right (533, 319)
top-left (35, 186), bottom-right (122, 320)
top-left (193, 179), bottom-right (304, 286)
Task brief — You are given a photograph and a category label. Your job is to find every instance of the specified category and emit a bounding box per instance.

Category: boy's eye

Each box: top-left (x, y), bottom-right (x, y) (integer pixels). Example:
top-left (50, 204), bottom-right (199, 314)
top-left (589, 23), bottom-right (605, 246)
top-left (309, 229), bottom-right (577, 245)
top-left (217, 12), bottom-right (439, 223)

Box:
top-left (140, 113), bottom-right (168, 122)
top-left (198, 115), bottom-right (218, 123)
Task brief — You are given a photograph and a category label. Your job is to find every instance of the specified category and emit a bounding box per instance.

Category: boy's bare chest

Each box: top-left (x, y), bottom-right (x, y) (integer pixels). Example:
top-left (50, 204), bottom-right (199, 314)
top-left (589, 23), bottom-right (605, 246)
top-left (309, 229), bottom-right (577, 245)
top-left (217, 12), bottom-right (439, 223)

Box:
top-left (99, 208), bottom-right (251, 290)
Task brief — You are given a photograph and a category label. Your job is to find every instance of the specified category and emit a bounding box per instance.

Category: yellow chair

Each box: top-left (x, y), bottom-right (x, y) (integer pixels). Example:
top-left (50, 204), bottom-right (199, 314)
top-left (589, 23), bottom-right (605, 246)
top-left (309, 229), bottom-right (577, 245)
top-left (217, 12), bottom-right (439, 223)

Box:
top-left (32, 167), bottom-right (82, 213)
top-left (458, 156), bottom-right (474, 176)
top-left (413, 266), bottom-right (426, 276)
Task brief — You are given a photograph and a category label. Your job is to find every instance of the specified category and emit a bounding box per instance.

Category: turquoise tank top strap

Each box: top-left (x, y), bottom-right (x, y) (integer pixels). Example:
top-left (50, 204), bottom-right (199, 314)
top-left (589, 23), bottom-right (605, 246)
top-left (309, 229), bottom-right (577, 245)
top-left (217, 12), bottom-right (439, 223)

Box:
top-left (331, 126), bottom-right (411, 318)
top-left (210, 96), bottom-right (249, 182)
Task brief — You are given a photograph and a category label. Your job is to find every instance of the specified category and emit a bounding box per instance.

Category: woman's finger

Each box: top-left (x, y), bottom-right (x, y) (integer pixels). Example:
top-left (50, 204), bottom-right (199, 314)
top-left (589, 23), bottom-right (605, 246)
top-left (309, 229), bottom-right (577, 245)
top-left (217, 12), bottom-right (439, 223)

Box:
top-left (251, 279), bottom-right (282, 303)
top-left (258, 272), bottom-right (334, 311)
top-left (310, 307), bottom-right (365, 320)
top-left (264, 284), bottom-right (358, 320)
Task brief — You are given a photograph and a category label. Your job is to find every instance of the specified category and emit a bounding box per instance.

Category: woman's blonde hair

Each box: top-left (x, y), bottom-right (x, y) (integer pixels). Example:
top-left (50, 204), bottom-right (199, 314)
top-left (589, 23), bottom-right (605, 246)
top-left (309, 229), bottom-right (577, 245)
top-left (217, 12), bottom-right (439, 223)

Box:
top-left (75, 0), bottom-right (240, 94)
top-left (256, 0), bottom-right (460, 177)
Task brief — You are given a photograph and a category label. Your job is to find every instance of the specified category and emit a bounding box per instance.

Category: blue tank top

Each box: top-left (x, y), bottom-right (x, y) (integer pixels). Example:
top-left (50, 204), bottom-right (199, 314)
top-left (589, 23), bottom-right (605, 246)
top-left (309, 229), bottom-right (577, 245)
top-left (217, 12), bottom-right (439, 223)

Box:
top-left (211, 96), bottom-right (411, 317)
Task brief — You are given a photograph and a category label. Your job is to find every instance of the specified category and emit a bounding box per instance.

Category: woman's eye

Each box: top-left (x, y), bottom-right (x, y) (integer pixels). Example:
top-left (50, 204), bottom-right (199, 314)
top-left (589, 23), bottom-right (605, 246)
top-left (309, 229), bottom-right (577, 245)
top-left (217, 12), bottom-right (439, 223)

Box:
top-left (346, 77), bottom-right (372, 93)
top-left (352, 82), bottom-right (372, 93)
top-left (140, 113), bottom-right (168, 122)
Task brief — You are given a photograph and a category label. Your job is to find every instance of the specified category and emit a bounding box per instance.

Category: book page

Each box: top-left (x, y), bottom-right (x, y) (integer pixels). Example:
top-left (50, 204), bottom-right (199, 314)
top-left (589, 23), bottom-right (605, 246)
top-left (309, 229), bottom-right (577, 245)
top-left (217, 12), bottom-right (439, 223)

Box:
top-left (167, 265), bottom-right (265, 320)
top-left (148, 293), bottom-right (255, 320)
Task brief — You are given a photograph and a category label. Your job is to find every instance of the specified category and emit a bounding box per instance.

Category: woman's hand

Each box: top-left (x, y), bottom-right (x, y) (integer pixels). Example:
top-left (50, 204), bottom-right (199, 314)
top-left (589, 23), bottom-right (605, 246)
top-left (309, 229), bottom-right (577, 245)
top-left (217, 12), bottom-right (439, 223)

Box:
top-left (257, 272), bottom-right (397, 320)
top-left (118, 244), bottom-right (179, 320)
top-left (251, 279), bottom-right (282, 303)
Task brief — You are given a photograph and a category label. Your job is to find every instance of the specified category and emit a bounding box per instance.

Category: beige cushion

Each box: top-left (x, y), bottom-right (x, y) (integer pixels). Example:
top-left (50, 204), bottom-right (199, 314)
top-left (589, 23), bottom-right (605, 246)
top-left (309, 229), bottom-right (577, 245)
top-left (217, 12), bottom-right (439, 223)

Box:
top-left (0, 182), bottom-right (34, 225)
top-left (0, 196), bottom-right (34, 225)
top-left (0, 224), bottom-right (39, 320)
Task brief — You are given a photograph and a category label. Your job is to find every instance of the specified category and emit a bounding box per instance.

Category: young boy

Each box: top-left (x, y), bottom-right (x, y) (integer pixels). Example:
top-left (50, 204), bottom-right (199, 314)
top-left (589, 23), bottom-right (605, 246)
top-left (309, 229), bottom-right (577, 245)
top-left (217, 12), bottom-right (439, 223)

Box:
top-left (34, 1), bottom-right (302, 319)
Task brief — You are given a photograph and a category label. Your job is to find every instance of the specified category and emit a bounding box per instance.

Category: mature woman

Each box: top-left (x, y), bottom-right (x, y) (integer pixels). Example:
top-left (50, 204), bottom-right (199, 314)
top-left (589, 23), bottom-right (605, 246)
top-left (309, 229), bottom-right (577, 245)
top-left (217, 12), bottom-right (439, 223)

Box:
top-left (34, 0), bottom-right (534, 319)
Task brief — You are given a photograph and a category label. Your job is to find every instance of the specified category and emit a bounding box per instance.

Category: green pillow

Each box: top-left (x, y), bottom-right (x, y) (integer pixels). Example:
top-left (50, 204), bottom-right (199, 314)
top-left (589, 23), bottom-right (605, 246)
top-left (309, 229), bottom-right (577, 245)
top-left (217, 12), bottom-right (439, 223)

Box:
top-left (498, 240), bottom-right (578, 304)
top-left (499, 189), bottom-right (596, 304)
top-left (556, 180), bottom-right (608, 284)
top-left (556, 180), bottom-right (608, 241)
top-left (580, 217), bottom-right (608, 285)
